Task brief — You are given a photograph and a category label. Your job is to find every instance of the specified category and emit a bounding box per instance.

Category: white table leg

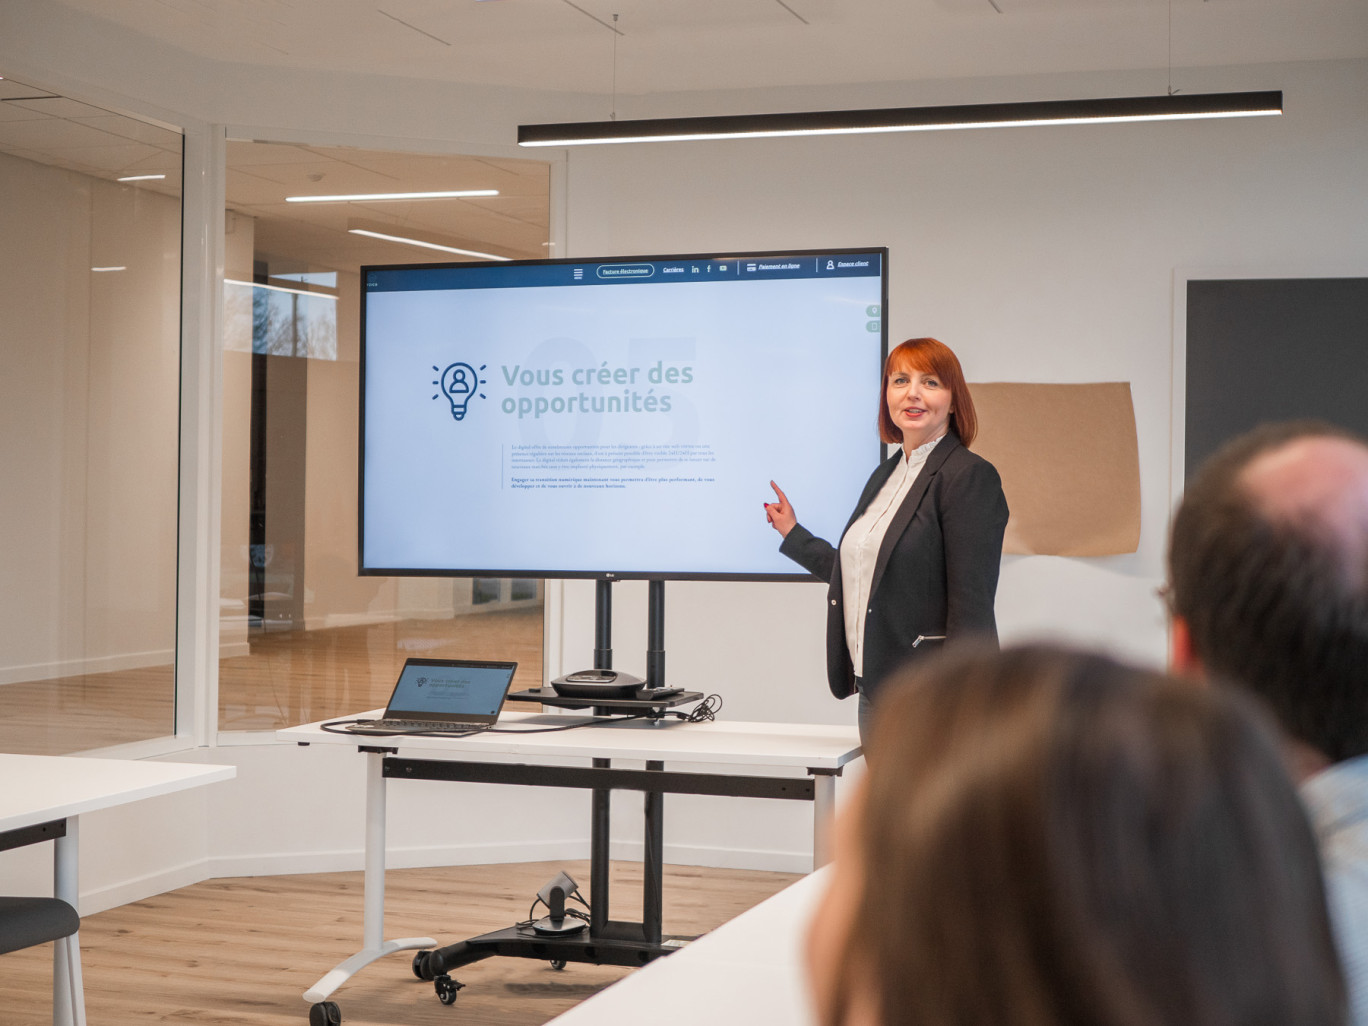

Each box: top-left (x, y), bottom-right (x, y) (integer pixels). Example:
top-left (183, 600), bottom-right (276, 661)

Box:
top-left (53, 818), bottom-right (87, 1026)
top-left (302, 751), bottom-right (435, 1005)
top-left (363, 752), bottom-right (386, 952)
top-left (812, 774), bottom-right (836, 868)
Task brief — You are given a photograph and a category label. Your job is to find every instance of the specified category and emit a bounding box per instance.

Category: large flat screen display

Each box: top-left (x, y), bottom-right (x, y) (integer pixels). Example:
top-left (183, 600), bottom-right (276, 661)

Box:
top-left (360, 248), bottom-right (888, 580)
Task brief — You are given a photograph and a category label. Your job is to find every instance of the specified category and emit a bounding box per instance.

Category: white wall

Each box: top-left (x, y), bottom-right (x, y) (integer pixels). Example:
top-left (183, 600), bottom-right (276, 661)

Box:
top-left (2, 2), bottom-right (1366, 905)
top-left (559, 59), bottom-right (1368, 718)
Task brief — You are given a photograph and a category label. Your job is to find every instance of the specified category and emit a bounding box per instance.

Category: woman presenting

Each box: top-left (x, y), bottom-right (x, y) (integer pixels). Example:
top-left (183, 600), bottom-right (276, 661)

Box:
top-left (765, 337), bottom-right (1009, 742)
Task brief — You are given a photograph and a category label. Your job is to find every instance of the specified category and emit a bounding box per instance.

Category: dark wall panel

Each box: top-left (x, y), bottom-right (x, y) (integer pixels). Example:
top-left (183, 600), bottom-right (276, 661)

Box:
top-left (1185, 278), bottom-right (1368, 479)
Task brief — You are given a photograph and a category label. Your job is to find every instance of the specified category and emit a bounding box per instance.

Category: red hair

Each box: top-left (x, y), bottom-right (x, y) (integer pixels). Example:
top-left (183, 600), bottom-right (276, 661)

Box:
top-left (877, 337), bottom-right (978, 448)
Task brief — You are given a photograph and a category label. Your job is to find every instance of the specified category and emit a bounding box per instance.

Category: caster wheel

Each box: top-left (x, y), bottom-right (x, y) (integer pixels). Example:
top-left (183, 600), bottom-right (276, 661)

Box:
top-left (434, 974), bottom-right (465, 1005)
top-left (550, 959), bottom-right (567, 971)
top-left (308, 1000), bottom-right (341, 1025)
top-left (412, 950), bottom-right (432, 980)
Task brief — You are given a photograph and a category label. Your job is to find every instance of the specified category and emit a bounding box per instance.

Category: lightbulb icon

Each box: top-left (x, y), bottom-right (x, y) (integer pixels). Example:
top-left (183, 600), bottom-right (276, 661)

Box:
top-left (432, 362), bottom-right (486, 421)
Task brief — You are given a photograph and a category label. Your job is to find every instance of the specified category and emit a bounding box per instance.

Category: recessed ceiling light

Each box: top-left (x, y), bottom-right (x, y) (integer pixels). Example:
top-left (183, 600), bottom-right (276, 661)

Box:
top-left (348, 229), bottom-right (510, 261)
top-left (91, 266), bottom-right (127, 272)
top-left (287, 190), bottom-right (498, 203)
top-left (118, 174), bottom-right (166, 182)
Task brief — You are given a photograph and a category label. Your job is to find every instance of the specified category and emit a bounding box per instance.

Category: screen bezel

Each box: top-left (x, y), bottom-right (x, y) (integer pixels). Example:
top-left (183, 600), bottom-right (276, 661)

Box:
top-left (357, 246), bottom-right (890, 582)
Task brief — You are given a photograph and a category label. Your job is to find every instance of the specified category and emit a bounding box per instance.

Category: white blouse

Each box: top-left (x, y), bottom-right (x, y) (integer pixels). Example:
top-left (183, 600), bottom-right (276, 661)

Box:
top-left (838, 434), bottom-right (944, 678)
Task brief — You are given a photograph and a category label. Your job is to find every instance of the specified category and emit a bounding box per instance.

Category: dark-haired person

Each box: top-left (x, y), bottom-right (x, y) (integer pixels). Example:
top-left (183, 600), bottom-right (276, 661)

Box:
top-left (807, 644), bottom-right (1346, 1026)
top-left (764, 337), bottom-right (1008, 744)
top-left (1167, 420), bottom-right (1368, 1025)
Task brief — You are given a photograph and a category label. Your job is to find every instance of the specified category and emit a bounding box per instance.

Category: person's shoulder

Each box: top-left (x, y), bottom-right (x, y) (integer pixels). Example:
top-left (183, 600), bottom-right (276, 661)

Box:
top-left (1302, 755), bottom-right (1368, 835)
top-left (940, 437), bottom-right (999, 476)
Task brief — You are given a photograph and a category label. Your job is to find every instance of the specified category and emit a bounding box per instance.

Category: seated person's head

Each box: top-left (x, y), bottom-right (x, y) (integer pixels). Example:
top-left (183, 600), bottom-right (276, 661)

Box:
top-left (1167, 420), bottom-right (1368, 768)
top-left (807, 644), bottom-right (1344, 1026)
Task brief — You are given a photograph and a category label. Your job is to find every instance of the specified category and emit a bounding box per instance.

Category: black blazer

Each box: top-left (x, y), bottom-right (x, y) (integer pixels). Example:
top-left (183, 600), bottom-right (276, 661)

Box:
top-left (780, 433), bottom-right (1009, 701)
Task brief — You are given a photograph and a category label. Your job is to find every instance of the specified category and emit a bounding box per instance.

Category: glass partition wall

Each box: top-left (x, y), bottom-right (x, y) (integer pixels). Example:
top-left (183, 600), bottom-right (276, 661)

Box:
top-left (0, 75), bottom-right (183, 754)
top-left (217, 140), bottom-right (551, 732)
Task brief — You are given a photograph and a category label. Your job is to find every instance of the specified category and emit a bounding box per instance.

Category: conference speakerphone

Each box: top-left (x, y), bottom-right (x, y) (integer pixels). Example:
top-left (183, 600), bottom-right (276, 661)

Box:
top-left (551, 668), bottom-right (648, 700)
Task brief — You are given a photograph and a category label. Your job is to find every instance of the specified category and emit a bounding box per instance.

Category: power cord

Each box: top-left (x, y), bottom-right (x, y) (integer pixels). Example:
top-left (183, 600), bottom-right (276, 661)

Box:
top-left (515, 887), bottom-right (593, 930)
top-left (671, 693), bottom-right (721, 722)
top-left (319, 694), bottom-right (724, 737)
top-left (319, 713), bottom-right (648, 738)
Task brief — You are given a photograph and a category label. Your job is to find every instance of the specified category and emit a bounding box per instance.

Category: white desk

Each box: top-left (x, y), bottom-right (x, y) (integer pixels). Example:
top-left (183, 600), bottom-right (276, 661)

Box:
top-left (278, 710), bottom-right (860, 1020)
top-left (545, 866), bottom-right (827, 1026)
top-left (0, 753), bottom-right (237, 1026)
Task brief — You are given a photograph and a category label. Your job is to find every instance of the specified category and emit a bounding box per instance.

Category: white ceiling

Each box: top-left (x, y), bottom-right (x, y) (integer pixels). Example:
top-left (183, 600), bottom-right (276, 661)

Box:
top-left (32, 0), bottom-right (1368, 95)
top-left (0, 72), bottom-right (551, 270)
top-left (227, 141), bottom-right (551, 269)
top-left (2, 0), bottom-right (1364, 272)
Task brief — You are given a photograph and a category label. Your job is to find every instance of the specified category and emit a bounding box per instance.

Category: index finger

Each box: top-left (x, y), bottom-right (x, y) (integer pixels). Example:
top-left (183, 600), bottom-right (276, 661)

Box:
top-left (769, 480), bottom-right (790, 507)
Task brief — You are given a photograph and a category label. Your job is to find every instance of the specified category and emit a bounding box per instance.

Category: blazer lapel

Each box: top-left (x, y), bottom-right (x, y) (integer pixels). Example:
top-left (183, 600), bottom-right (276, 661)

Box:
top-left (843, 448), bottom-right (903, 535)
top-left (869, 434), bottom-right (961, 597)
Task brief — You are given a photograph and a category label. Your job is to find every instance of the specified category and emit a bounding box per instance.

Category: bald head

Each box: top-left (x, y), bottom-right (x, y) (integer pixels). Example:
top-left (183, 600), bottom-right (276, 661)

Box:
top-left (1240, 436), bottom-right (1368, 585)
top-left (1168, 422), bottom-right (1368, 764)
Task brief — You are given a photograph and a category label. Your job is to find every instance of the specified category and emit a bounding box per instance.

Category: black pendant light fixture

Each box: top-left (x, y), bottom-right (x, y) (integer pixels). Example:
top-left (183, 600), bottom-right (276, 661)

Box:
top-left (517, 90), bottom-right (1282, 147)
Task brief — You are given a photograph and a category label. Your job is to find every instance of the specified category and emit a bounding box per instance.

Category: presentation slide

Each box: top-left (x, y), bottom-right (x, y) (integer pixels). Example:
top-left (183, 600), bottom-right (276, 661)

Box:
top-left (391, 662), bottom-right (514, 717)
top-left (361, 250), bottom-right (886, 579)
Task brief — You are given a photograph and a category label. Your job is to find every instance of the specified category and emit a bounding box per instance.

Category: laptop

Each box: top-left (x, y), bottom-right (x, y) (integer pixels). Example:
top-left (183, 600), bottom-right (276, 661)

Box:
top-left (345, 657), bottom-right (518, 735)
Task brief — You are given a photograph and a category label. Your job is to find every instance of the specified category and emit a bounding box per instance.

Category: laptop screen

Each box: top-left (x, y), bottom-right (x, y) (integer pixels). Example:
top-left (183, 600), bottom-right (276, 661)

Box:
top-left (384, 658), bottom-right (518, 725)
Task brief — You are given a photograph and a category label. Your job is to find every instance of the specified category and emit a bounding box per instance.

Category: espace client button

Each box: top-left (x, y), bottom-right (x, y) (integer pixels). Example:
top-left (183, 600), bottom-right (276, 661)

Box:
top-left (597, 264), bottom-right (655, 280)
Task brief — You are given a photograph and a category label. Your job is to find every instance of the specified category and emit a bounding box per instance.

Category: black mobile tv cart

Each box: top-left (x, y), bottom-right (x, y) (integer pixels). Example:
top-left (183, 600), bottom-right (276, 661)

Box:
top-left (396, 580), bottom-right (816, 1009)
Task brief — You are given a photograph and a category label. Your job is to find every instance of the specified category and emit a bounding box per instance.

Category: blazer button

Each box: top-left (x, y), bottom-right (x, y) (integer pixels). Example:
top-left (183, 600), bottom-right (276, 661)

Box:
top-left (830, 599), bottom-right (837, 606)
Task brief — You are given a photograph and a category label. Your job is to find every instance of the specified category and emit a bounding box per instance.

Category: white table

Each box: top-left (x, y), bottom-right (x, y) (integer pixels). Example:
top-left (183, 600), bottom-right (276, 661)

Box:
top-left (546, 865), bottom-right (828, 1026)
top-left (278, 710), bottom-right (860, 1020)
top-left (0, 753), bottom-right (237, 1026)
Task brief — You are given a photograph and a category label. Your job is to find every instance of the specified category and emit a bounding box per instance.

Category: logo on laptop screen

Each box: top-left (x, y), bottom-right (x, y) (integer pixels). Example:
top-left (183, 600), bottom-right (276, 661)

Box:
top-left (432, 362), bottom-right (488, 422)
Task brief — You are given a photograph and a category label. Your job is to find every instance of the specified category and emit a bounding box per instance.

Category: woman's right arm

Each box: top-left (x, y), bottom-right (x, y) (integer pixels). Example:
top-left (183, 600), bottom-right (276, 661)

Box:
top-left (768, 479), bottom-right (837, 579)
top-left (779, 523), bottom-right (838, 581)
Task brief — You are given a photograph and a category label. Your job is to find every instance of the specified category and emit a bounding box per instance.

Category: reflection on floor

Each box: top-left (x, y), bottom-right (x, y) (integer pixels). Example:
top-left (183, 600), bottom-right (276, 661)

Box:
top-left (219, 607), bottom-right (545, 731)
top-left (0, 606), bottom-right (543, 755)
top-left (0, 664), bottom-right (175, 756)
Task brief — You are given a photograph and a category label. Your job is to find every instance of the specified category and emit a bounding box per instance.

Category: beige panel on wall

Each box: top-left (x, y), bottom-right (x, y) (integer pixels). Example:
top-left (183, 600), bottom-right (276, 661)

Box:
top-left (970, 382), bottom-right (1141, 557)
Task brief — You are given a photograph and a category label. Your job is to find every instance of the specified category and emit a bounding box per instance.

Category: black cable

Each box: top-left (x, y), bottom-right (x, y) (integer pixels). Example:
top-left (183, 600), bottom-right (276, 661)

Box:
top-left (319, 697), bottom-right (727, 737)
top-left (674, 693), bottom-right (722, 722)
top-left (518, 891), bottom-right (592, 930)
top-left (489, 715), bottom-right (647, 734)
top-left (319, 712), bottom-right (648, 738)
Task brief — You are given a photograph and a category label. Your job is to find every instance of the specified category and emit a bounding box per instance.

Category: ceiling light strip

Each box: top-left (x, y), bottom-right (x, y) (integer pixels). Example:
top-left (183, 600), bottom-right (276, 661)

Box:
top-left (286, 189), bottom-right (498, 203)
top-left (347, 229), bottom-right (512, 262)
top-left (518, 91), bottom-right (1282, 147)
top-left (225, 277), bottom-right (339, 300)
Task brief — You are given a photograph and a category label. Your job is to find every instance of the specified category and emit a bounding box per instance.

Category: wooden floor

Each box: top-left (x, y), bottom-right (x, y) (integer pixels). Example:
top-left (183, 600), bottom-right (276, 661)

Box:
top-left (0, 607), bottom-right (544, 754)
top-left (0, 859), bottom-right (802, 1026)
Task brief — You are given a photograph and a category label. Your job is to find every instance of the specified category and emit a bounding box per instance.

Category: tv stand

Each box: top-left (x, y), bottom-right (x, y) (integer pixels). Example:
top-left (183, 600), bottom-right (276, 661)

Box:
top-left (554, 578), bottom-right (674, 713)
top-left (410, 578), bottom-right (719, 999)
